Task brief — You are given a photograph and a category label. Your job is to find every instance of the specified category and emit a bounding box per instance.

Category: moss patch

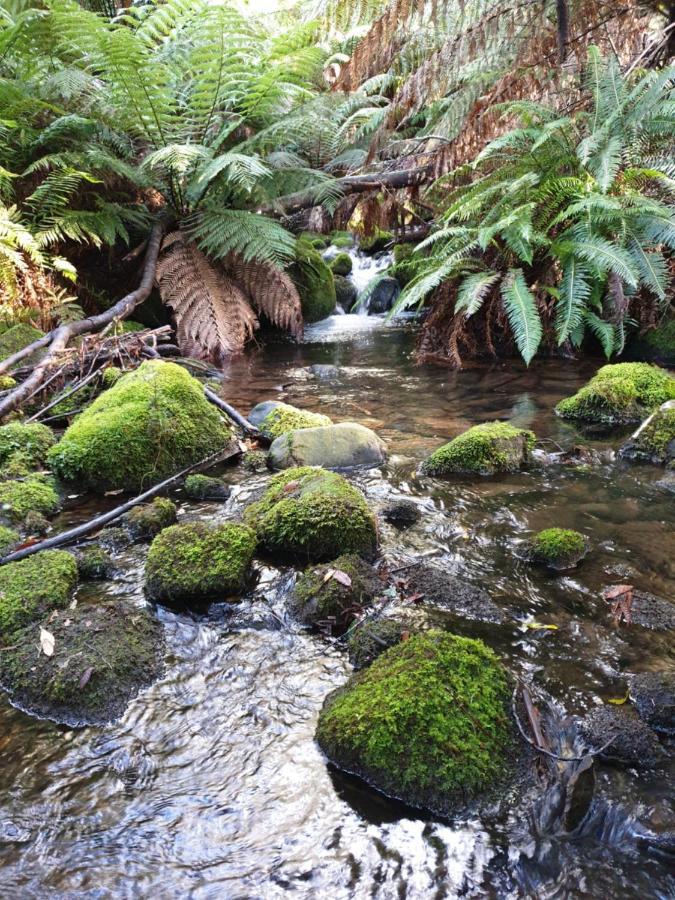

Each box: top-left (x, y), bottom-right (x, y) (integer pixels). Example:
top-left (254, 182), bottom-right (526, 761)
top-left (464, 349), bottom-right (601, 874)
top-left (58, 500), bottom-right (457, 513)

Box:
top-left (257, 402), bottom-right (332, 441)
top-left (330, 253), bottom-right (353, 276)
top-left (422, 422), bottom-right (535, 476)
top-left (48, 360), bottom-right (232, 493)
top-left (358, 228), bottom-right (393, 254)
top-left (555, 363), bottom-right (675, 426)
top-left (330, 231), bottom-right (354, 249)
top-left (0, 525), bottom-right (19, 556)
top-left (75, 544), bottom-right (113, 579)
top-left (290, 237), bottom-right (336, 323)
top-left (145, 521), bottom-right (257, 604)
top-left (124, 497), bottom-right (177, 541)
top-left (0, 602), bottom-right (164, 726)
top-left (184, 474), bottom-right (230, 501)
top-left (0, 423), bottom-right (55, 468)
top-left (290, 554), bottom-right (380, 635)
top-left (244, 467), bottom-right (377, 562)
top-left (0, 477), bottom-right (60, 525)
top-left (0, 375), bottom-right (16, 391)
top-left (347, 618), bottom-right (408, 670)
top-left (526, 528), bottom-right (588, 570)
top-left (316, 631), bottom-right (514, 815)
top-left (0, 323), bottom-right (44, 364)
top-left (619, 403), bottom-right (675, 466)
top-left (0, 550), bottom-right (78, 640)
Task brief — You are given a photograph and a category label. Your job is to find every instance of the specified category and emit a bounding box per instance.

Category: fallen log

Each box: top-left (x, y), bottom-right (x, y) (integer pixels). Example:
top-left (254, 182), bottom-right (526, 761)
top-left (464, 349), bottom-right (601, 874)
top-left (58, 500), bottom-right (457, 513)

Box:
top-left (204, 386), bottom-right (262, 439)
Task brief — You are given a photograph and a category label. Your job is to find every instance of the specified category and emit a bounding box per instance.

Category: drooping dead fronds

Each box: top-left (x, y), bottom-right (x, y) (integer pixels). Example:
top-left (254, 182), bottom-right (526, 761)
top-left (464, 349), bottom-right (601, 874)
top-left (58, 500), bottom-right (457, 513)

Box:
top-left (224, 253), bottom-right (304, 338)
top-left (156, 231), bottom-right (258, 362)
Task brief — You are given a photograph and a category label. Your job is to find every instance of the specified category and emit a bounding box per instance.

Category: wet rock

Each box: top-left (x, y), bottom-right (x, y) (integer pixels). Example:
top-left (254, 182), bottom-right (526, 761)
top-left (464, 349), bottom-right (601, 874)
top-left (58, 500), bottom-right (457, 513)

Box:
top-left (0, 602), bottom-right (164, 727)
top-left (98, 526), bottom-right (132, 552)
top-left (123, 497), bottom-right (177, 541)
top-left (241, 450), bottom-right (269, 473)
top-left (145, 521), bottom-right (257, 604)
top-left (316, 631), bottom-right (517, 817)
top-left (358, 228), bottom-right (393, 255)
top-left (629, 672), bottom-right (675, 733)
top-left (524, 528), bottom-right (589, 571)
top-left (290, 554), bottom-right (380, 635)
top-left (268, 422), bottom-right (387, 471)
top-left (579, 706), bottom-right (666, 768)
top-left (655, 472), bottom-right (675, 494)
top-left (308, 364), bottom-right (342, 381)
top-left (330, 252), bottom-right (353, 276)
top-left (248, 400), bottom-right (332, 441)
top-left (48, 360), bottom-right (233, 493)
top-left (406, 564), bottom-right (506, 624)
top-left (333, 275), bottom-right (357, 311)
top-left (368, 276), bottom-right (400, 313)
top-left (243, 467), bottom-right (377, 562)
top-left (555, 363), bottom-right (675, 426)
top-left (381, 499), bottom-right (420, 529)
top-left (0, 550), bottom-right (78, 640)
top-left (75, 544), bottom-right (114, 580)
top-left (347, 617), bottom-right (410, 669)
top-left (619, 400), bottom-right (675, 466)
top-left (289, 237), bottom-right (336, 323)
top-left (627, 591), bottom-right (675, 631)
top-left (183, 474), bottom-right (230, 501)
top-left (421, 422), bottom-right (535, 477)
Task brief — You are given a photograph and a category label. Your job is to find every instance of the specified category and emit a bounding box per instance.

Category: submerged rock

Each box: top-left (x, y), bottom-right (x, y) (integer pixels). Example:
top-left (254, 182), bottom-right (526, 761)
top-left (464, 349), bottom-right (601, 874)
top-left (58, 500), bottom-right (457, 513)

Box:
top-left (183, 474), bottom-right (230, 501)
top-left (75, 544), bottom-right (114, 580)
top-left (290, 554), bottom-right (380, 635)
top-left (0, 423), bottom-right (55, 469)
top-left (421, 422), bottom-right (535, 477)
top-left (619, 400), bottom-right (675, 466)
top-left (249, 400), bottom-right (332, 441)
top-left (381, 499), bottom-right (420, 529)
top-left (243, 467), bottom-right (377, 562)
top-left (268, 422), bottom-right (386, 471)
top-left (524, 528), bottom-right (589, 571)
top-left (624, 590), bottom-right (675, 631)
top-left (124, 497), bottom-right (177, 541)
top-left (629, 672), bottom-right (675, 733)
top-left (145, 521), bottom-right (257, 604)
top-left (579, 706), bottom-right (666, 768)
top-left (368, 276), bottom-right (400, 314)
top-left (48, 360), bottom-right (232, 493)
top-left (0, 550), bottom-right (78, 640)
top-left (406, 564), bottom-right (506, 623)
top-left (316, 631), bottom-right (516, 816)
top-left (555, 363), bottom-right (675, 426)
top-left (0, 602), bottom-right (164, 727)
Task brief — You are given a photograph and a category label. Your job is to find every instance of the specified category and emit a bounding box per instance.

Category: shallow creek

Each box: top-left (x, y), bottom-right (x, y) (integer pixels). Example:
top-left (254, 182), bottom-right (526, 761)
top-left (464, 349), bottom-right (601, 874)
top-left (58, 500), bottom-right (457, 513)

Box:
top-left (0, 315), bottom-right (673, 898)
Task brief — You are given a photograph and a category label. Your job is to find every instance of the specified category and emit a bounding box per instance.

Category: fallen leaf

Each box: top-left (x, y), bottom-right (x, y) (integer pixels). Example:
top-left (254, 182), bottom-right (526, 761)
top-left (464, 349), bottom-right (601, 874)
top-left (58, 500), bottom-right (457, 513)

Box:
top-left (331, 569), bottom-right (352, 587)
top-left (238, 440), bottom-right (248, 453)
top-left (322, 568), bottom-right (336, 583)
top-left (406, 592), bottom-right (425, 603)
top-left (79, 667), bottom-right (94, 689)
top-left (401, 630), bottom-right (410, 641)
top-left (608, 691), bottom-right (629, 705)
top-left (524, 621), bottom-right (558, 631)
top-left (69, 598), bottom-right (77, 610)
top-left (39, 627), bottom-right (55, 657)
top-left (283, 481), bottom-right (299, 494)
top-left (104, 489), bottom-right (124, 497)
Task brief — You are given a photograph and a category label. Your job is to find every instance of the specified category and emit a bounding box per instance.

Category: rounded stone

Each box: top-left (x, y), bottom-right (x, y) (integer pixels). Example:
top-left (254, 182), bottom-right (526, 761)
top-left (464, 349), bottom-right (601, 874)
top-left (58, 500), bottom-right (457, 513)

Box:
top-left (268, 422), bottom-right (386, 471)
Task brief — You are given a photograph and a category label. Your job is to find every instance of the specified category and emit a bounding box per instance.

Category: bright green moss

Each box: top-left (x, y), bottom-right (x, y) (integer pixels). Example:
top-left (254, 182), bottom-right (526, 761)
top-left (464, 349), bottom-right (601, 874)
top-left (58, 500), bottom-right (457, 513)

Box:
top-left (555, 363), bottom-right (675, 425)
top-left (0, 602), bottom-right (164, 726)
top-left (259, 403), bottom-right (332, 441)
top-left (0, 375), bottom-right (16, 391)
top-left (290, 237), bottom-right (336, 323)
top-left (47, 360), bottom-right (232, 492)
top-left (0, 452), bottom-right (33, 480)
top-left (0, 422), bottom-right (55, 468)
top-left (184, 474), bottom-right (229, 500)
top-left (242, 450), bottom-right (269, 473)
top-left (75, 544), bottom-right (113, 579)
top-left (316, 631), bottom-right (514, 814)
top-left (330, 231), bottom-right (354, 249)
top-left (0, 525), bottom-right (19, 556)
top-left (0, 550), bottom-right (78, 639)
top-left (358, 228), bottom-right (393, 254)
top-left (620, 404), bottom-right (675, 465)
top-left (330, 253), bottom-right (353, 276)
top-left (124, 497), bottom-right (177, 540)
top-left (0, 323), bottom-right (44, 363)
top-left (422, 422), bottom-right (536, 476)
top-left (291, 554), bottom-right (379, 634)
top-left (244, 467), bottom-right (377, 562)
top-left (0, 477), bottom-right (60, 524)
top-left (145, 521), bottom-right (257, 603)
top-left (102, 366), bottom-right (123, 387)
top-left (527, 528), bottom-right (588, 569)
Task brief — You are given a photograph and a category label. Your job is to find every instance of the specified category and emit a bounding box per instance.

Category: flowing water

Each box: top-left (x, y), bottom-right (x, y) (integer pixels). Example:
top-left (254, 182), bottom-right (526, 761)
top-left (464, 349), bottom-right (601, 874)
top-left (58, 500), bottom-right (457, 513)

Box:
top-left (1, 311), bottom-right (673, 899)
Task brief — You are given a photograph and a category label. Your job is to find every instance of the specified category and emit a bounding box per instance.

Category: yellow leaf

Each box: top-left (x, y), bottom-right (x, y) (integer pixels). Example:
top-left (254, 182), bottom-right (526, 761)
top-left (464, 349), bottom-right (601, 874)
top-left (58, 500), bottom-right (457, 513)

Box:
top-left (524, 621), bottom-right (558, 631)
top-left (608, 691), bottom-right (629, 705)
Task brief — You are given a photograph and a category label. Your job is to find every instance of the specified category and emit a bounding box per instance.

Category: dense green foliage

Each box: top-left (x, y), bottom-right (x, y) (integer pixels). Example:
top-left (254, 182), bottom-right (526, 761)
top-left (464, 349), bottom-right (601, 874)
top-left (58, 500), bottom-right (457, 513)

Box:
top-left (0, 422), bottom-right (55, 468)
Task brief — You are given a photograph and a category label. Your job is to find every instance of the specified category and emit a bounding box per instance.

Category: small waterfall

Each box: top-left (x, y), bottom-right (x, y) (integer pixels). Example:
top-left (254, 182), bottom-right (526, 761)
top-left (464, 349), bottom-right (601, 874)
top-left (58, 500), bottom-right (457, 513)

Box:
top-left (323, 242), bottom-right (394, 315)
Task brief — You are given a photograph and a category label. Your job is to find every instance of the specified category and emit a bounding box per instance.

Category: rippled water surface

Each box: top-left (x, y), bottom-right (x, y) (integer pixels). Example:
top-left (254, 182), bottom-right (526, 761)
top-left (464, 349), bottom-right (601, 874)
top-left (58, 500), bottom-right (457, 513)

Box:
top-left (1, 316), bottom-right (673, 899)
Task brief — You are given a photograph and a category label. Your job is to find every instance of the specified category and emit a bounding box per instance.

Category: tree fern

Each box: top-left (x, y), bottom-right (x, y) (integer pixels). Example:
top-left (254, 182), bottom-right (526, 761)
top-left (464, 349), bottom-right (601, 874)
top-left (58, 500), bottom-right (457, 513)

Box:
top-left (555, 256), bottom-right (590, 345)
top-left (500, 269), bottom-right (542, 365)
top-left (455, 271), bottom-right (500, 317)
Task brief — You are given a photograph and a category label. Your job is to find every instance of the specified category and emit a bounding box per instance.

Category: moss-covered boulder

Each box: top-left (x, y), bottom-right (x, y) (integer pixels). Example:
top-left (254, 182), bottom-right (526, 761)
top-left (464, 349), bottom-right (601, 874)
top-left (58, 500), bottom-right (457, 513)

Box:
top-left (629, 318), bottom-right (675, 367)
top-left (0, 323), bottom-right (44, 364)
top-left (75, 544), bottom-right (114, 580)
top-left (524, 528), bottom-right (588, 570)
top-left (330, 231), bottom-right (354, 249)
top-left (330, 252), bottom-right (353, 276)
top-left (0, 422), bottom-right (55, 469)
top-left (290, 554), bottom-right (380, 634)
top-left (123, 497), bottom-right (177, 541)
top-left (145, 521), bottom-right (257, 604)
top-left (243, 467), bottom-right (377, 562)
top-left (184, 474), bottom-right (230, 501)
top-left (241, 450), bottom-right (269, 473)
top-left (268, 422), bottom-right (387, 471)
top-left (316, 631), bottom-right (515, 815)
top-left (358, 228), bottom-right (393, 254)
top-left (0, 476), bottom-right (60, 525)
top-left (619, 401), bottom-right (675, 466)
top-left (334, 274), bottom-right (357, 310)
top-left (0, 550), bottom-right (78, 640)
top-left (47, 360), bottom-right (232, 493)
top-left (0, 602), bottom-right (164, 726)
top-left (422, 422), bottom-right (535, 477)
top-left (555, 363), bottom-right (675, 426)
top-left (0, 525), bottom-right (19, 556)
top-left (347, 617), bottom-right (408, 670)
top-left (248, 400), bottom-right (332, 441)
top-left (290, 237), bottom-right (336, 323)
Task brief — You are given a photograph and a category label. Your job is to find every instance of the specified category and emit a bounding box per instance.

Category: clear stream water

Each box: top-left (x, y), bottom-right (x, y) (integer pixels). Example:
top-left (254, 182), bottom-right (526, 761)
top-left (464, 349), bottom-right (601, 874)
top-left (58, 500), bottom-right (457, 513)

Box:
top-left (0, 311), bottom-right (673, 899)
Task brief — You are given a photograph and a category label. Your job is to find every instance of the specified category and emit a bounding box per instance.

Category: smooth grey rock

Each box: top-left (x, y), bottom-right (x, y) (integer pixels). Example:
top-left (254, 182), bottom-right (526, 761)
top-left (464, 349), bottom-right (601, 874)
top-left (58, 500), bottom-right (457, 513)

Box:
top-left (368, 276), bottom-right (401, 313)
top-left (268, 422), bottom-right (386, 470)
top-left (248, 400), bottom-right (284, 427)
top-left (629, 672), bottom-right (675, 733)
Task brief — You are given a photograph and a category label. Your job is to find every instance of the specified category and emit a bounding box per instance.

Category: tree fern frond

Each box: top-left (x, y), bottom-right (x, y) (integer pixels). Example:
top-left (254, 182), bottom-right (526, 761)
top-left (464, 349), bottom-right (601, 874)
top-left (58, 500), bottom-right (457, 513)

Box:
top-left (500, 268), bottom-right (542, 365)
top-left (224, 253), bottom-right (303, 338)
top-left (186, 208), bottom-right (296, 267)
top-left (626, 234), bottom-right (668, 301)
top-left (584, 309), bottom-right (615, 358)
top-left (555, 256), bottom-right (590, 345)
top-left (455, 271), bottom-right (500, 317)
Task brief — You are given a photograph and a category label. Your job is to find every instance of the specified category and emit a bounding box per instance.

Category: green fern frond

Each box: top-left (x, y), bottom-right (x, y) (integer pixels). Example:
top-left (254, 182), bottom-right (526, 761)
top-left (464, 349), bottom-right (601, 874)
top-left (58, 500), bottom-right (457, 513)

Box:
top-left (186, 208), bottom-right (296, 267)
top-left (500, 268), bottom-right (542, 365)
top-left (555, 256), bottom-right (590, 345)
top-left (455, 271), bottom-right (500, 317)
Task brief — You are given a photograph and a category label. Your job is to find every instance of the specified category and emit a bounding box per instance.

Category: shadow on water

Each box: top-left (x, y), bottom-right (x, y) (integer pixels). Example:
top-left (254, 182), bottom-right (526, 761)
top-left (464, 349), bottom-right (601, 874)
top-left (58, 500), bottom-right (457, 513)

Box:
top-left (0, 315), bottom-right (673, 898)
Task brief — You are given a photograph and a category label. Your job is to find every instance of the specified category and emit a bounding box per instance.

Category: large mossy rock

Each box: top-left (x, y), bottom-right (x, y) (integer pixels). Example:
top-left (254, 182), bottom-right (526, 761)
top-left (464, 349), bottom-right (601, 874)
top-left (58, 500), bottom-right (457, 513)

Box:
top-left (123, 497), bottom-right (177, 541)
top-left (628, 319), bottom-right (675, 367)
top-left (0, 323), bottom-right (44, 364)
top-left (0, 423), bottom-right (55, 469)
top-left (555, 363), bottom-right (675, 426)
top-left (0, 550), bottom-right (78, 640)
top-left (524, 528), bottom-right (589, 570)
top-left (290, 237), bottom-right (336, 323)
top-left (268, 422), bottom-right (387, 471)
top-left (48, 360), bottom-right (232, 493)
top-left (243, 467), bottom-right (377, 562)
top-left (290, 554), bottom-right (380, 634)
top-left (422, 422), bottom-right (535, 476)
top-left (0, 602), bottom-right (164, 726)
top-left (316, 631), bottom-right (515, 815)
top-left (0, 476), bottom-right (60, 526)
top-left (329, 252), bottom-right (353, 276)
top-left (249, 400), bottom-right (332, 441)
top-left (145, 521), bottom-right (257, 604)
top-left (619, 400), bottom-right (675, 466)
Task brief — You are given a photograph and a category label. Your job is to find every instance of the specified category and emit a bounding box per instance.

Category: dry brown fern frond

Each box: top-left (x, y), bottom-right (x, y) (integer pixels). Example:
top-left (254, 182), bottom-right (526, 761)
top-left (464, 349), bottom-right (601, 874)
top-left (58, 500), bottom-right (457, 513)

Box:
top-left (156, 231), bottom-right (258, 362)
top-left (224, 253), bottom-right (304, 339)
